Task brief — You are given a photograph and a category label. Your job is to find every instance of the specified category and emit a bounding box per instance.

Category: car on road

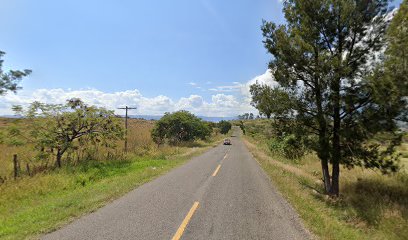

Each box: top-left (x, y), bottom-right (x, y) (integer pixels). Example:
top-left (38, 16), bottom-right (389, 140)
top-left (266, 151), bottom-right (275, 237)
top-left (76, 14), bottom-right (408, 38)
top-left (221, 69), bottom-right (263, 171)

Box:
top-left (223, 138), bottom-right (231, 145)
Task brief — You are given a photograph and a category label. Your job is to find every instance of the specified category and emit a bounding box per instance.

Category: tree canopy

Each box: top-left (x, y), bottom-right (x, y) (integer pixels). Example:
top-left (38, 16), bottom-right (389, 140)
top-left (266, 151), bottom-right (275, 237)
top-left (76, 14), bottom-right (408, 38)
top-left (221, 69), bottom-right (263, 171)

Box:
top-left (250, 83), bottom-right (294, 119)
top-left (12, 98), bottom-right (124, 167)
top-left (262, 0), bottom-right (406, 195)
top-left (249, 83), bottom-right (275, 119)
top-left (151, 111), bottom-right (211, 145)
top-left (218, 120), bottom-right (232, 135)
top-left (384, 0), bottom-right (408, 96)
top-left (0, 51), bottom-right (31, 95)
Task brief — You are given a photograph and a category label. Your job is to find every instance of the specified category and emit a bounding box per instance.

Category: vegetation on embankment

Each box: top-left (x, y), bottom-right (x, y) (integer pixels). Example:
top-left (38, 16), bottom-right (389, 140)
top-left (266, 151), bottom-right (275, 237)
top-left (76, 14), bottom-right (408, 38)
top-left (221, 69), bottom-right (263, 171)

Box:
top-left (256, 0), bottom-right (407, 197)
top-left (0, 117), bottom-right (223, 239)
top-left (241, 119), bottom-right (408, 240)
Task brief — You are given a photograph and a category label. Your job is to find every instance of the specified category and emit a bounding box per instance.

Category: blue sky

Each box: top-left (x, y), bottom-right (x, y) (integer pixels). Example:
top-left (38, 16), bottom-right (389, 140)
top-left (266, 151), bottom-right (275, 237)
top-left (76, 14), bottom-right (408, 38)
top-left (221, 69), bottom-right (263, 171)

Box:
top-left (0, 0), bottom-right (402, 116)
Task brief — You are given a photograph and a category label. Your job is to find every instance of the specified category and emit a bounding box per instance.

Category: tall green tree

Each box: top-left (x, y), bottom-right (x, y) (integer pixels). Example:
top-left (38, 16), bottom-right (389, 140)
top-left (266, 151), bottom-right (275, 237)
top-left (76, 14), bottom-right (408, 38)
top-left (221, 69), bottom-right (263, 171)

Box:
top-left (0, 51), bottom-right (31, 95)
top-left (262, 0), bottom-right (405, 195)
top-left (384, 0), bottom-right (408, 96)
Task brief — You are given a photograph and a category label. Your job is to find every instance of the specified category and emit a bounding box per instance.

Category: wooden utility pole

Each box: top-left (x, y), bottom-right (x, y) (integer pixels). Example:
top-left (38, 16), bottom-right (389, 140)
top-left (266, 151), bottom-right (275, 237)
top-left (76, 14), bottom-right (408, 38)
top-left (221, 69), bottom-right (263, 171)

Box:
top-left (118, 106), bottom-right (137, 153)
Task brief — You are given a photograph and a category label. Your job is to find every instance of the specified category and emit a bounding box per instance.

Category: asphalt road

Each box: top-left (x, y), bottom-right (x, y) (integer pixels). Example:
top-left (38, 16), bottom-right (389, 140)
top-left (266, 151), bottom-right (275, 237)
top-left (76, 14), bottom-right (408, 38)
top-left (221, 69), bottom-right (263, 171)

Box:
top-left (43, 129), bottom-right (311, 240)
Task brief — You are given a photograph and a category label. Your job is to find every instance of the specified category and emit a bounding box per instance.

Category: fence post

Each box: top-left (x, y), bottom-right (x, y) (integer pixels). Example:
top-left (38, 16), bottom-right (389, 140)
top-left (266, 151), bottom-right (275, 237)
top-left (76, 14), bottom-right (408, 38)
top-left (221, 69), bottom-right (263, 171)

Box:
top-left (13, 154), bottom-right (18, 180)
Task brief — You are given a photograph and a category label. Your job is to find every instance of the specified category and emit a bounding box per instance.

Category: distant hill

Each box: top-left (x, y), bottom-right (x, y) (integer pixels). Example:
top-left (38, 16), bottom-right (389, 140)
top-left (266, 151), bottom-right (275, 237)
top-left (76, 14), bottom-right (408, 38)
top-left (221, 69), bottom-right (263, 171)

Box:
top-left (0, 114), bottom-right (237, 122)
top-left (0, 115), bottom-right (22, 119)
top-left (128, 115), bottom-right (237, 122)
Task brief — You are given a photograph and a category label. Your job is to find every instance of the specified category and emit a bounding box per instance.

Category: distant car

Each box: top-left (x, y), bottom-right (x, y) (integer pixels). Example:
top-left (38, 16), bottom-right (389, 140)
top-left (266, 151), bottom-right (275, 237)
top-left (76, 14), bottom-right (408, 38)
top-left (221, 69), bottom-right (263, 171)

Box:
top-left (223, 138), bottom-right (231, 145)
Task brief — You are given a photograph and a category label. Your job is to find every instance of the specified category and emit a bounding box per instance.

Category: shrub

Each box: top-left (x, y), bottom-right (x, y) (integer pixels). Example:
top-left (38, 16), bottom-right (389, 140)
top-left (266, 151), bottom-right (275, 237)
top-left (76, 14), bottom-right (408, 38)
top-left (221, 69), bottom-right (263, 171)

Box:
top-left (282, 134), bottom-right (306, 159)
top-left (268, 134), bottom-right (307, 160)
top-left (151, 111), bottom-right (211, 145)
top-left (268, 137), bottom-right (284, 155)
top-left (218, 120), bottom-right (232, 135)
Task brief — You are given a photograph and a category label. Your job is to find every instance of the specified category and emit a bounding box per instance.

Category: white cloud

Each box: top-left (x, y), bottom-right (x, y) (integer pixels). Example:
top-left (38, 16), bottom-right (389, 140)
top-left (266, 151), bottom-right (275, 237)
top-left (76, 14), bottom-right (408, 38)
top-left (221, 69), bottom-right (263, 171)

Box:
top-left (211, 94), bottom-right (238, 108)
top-left (239, 69), bottom-right (278, 98)
top-left (229, 69), bottom-right (279, 117)
top-left (0, 69), bottom-right (276, 117)
top-left (0, 88), bottom-right (175, 116)
top-left (177, 95), bottom-right (204, 109)
top-left (208, 84), bottom-right (241, 92)
top-left (0, 88), bottom-right (242, 117)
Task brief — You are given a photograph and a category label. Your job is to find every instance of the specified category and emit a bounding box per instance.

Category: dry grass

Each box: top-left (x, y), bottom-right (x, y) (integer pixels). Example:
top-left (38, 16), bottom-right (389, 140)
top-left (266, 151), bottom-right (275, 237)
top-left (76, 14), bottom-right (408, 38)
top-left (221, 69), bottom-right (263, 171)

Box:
top-left (242, 120), bottom-right (408, 240)
top-left (0, 117), bottom-right (223, 239)
top-left (0, 117), bottom-right (216, 181)
top-left (397, 136), bottom-right (408, 173)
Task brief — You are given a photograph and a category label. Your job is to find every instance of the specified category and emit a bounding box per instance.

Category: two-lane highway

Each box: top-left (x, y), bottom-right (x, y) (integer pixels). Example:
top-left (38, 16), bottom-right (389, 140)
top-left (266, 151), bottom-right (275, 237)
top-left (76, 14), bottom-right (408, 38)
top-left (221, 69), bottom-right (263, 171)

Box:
top-left (43, 129), bottom-right (310, 240)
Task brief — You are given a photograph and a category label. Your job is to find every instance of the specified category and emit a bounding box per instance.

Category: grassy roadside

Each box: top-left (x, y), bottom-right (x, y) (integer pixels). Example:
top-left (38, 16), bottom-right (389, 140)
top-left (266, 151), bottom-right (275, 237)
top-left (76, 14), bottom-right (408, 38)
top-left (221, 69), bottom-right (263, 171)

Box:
top-left (243, 135), bottom-right (408, 240)
top-left (0, 140), bottom-right (221, 240)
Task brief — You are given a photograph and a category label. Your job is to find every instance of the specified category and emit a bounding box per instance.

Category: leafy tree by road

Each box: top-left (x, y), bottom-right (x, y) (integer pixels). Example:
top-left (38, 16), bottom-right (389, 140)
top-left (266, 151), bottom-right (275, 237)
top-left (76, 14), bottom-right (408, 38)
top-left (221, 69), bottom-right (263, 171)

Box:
top-left (262, 0), bottom-right (405, 196)
top-left (249, 83), bottom-right (274, 118)
top-left (250, 83), bottom-right (293, 119)
top-left (238, 120), bottom-right (246, 135)
top-left (13, 98), bottom-right (124, 167)
top-left (0, 51), bottom-right (31, 95)
top-left (218, 120), bottom-right (232, 135)
top-left (151, 111), bottom-right (211, 145)
top-left (384, 0), bottom-right (408, 96)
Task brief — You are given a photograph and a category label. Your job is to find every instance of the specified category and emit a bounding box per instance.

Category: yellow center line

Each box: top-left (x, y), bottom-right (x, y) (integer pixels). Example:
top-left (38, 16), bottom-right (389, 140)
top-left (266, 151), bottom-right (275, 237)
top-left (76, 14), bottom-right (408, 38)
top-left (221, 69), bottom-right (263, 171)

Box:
top-left (223, 154), bottom-right (228, 160)
top-left (171, 202), bottom-right (200, 240)
top-left (212, 164), bottom-right (222, 177)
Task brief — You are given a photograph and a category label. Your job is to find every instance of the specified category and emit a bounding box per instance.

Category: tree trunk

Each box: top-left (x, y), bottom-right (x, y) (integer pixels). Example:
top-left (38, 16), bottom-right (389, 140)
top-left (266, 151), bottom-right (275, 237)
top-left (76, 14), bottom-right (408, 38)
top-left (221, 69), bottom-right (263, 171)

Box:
top-left (331, 101), bottom-right (341, 196)
top-left (56, 147), bottom-right (62, 168)
top-left (321, 156), bottom-right (331, 193)
top-left (330, 73), bottom-right (341, 196)
top-left (328, 20), bottom-right (345, 197)
top-left (314, 49), bottom-right (332, 194)
top-left (331, 161), bottom-right (340, 196)
top-left (317, 110), bottom-right (331, 193)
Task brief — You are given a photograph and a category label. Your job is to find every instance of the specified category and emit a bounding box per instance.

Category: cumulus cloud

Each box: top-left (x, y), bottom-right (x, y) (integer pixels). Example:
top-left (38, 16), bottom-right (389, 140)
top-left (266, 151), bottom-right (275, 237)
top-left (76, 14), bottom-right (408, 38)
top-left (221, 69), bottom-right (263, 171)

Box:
top-left (0, 88), bottom-right (176, 116)
top-left (0, 69), bottom-right (276, 117)
top-left (0, 88), bottom-right (244, 117)
top-left (211, 94), bottom-right (238, 108)
top-left (239, 69), bottom-right (278, 97)
top-left (177, 95), bottom-right (204, 109)
top-left (237, 69), bottom-right (279, 112)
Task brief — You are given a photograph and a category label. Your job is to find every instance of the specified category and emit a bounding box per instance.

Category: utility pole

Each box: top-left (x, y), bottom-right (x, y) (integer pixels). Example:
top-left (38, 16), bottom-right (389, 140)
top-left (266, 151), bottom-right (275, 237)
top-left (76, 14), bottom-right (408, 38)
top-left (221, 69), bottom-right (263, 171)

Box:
top-left (118, 106), bottom-right (137, 153)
